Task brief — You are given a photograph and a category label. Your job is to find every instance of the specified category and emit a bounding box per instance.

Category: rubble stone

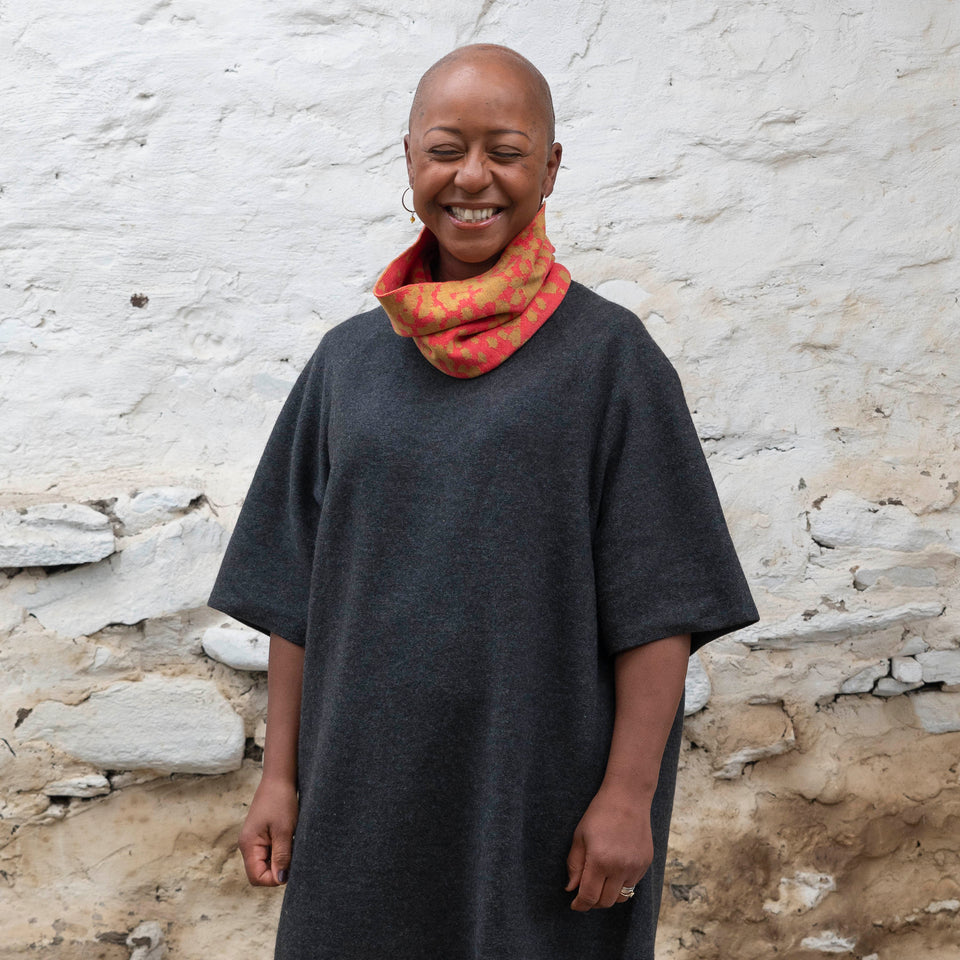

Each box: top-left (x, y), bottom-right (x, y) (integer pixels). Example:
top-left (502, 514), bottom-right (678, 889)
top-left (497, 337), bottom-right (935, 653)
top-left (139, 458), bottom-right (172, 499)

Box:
top-left (16, 676), bottom-right (244, 773)
top-left (890, 656), bottom-right (923, 684)
top-left (909, 692), bottom-right (960, 734)
top-left (0, 503), bottom-right (114, 567)
top-left (763, 872), bottom-right (836, 915)
top-left (202, 626), bottom-right (270, 671)
top-left (12, 514), bottom-right (226, 636)
top-left (809, 491), bottom-right (954, 552)
top-left (684, 651), bottom-right (711, 716)
top-left (736, 602), bottom-right (944, 650)
top-left (915, 650), bottom-right (960, 686)
top-left (42, 773), bottom-right (111, 797)
top-left (840, 662), bottom-right (889, 695)
top-left (113, 487), bottom-right (201, 536)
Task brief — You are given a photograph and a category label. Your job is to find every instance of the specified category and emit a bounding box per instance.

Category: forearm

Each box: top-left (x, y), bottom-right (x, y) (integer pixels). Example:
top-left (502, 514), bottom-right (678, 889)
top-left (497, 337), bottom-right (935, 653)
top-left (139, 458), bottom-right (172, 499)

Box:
top-left (600, 634), bottom-right (691, 804)
top-left (261, 633), bottom-right (305, 786)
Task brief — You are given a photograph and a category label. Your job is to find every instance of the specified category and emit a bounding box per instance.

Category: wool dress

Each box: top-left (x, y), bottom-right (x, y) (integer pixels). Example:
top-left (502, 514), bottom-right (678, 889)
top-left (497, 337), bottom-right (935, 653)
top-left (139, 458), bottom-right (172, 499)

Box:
top-left (208, 280), bottom-right (758, 960)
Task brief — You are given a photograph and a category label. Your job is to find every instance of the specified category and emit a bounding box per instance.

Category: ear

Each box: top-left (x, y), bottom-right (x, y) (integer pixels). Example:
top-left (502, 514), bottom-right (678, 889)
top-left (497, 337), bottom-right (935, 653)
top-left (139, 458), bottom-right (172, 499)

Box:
top-left (541, 142), bottom-right (562, 199)
top-left (403, 134), bottom-right (414, 186)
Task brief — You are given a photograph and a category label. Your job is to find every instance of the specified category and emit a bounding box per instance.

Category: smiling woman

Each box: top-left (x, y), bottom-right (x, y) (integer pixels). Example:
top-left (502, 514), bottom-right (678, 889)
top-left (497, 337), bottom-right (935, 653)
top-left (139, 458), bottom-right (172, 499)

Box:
top-left (209, 42), bottom-right (758, 960)
top-left (403, 49), bottom-right (561, 280)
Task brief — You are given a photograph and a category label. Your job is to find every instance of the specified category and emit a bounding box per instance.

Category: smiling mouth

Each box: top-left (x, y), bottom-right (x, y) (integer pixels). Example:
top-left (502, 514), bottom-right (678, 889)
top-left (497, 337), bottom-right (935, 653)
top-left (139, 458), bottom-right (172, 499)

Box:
top-left (447, 206), bottom-right (501, 223)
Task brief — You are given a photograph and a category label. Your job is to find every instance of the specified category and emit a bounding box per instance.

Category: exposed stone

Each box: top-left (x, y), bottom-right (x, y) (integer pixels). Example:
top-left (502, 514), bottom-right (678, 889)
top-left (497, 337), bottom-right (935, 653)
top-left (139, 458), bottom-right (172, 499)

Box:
top-left (909, 691), bottom-right (960, 734)
top-left (127, 920), bottom-right (165, 960)
top-left (800, 932), bottom-right (857, 953)
top-left (0, 503), bottom-right (114, 567)
top-left (916, 650), bottom-right (960, 686)
top-left (113, 487), bottom-right (201, 536)
top-left (873, 677), bottom-right (923, 697)
top-left (12, 514), bottom-right (226, 636)
top-left (809, 491), bottom-right (955, 552)
top-left (684, 651), bottom-right (711, 716)
top-left (17, 676), bottom-right (245, 773)
top-left (925, 900), bottom-right (960, 914)
top-left (202, 625), bottom-right (269, 671)
top-left (736, 602), bottom-right (945, 650)
top-left (763, 872), bottom-right (835, 915)
top-left (840, 661), bottom-right (889, 695)
top-left (890, 656), bottom-right (923, 684)
top-left (711, 704), bottom-right (796, 779)
top-left (42, 773), bottom-right (111, 797)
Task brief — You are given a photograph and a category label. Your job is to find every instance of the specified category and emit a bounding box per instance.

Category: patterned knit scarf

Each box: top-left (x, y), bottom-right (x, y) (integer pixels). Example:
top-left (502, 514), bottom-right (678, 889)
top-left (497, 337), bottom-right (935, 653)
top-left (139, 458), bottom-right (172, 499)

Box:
top-left (374, 206), bottom-right (571, 379)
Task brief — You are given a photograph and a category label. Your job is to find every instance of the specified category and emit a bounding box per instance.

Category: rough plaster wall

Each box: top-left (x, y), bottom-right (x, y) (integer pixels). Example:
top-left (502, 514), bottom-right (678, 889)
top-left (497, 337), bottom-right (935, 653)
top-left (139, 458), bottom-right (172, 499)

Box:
top-left (1, 1), bottom-right (958, 957)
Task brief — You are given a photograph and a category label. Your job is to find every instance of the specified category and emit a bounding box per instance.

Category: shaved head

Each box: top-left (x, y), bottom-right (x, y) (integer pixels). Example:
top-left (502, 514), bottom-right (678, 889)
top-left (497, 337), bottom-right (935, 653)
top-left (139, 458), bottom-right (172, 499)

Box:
top-left (409, 44), bottom-right (556, 148)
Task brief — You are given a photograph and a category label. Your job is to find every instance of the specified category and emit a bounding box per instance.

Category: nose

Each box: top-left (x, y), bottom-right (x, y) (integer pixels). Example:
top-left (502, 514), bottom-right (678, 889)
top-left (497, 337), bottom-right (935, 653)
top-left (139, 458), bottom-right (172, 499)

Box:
top-left (454, 147), bottom-right (492, 193)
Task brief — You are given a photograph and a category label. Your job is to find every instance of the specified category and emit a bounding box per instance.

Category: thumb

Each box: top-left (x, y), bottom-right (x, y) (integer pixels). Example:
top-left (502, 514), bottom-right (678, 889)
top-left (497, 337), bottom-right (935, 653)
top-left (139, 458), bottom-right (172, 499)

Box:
top-left (565, 832), bottom-right (586, 892)
top-left (271, 829), bottom-right (294, 884)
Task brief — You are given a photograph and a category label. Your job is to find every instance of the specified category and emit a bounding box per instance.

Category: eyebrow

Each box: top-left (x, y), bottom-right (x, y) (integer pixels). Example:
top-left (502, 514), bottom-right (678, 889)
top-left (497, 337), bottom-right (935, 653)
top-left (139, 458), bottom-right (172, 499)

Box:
top-left (424, 125), bottom-right (532, 140)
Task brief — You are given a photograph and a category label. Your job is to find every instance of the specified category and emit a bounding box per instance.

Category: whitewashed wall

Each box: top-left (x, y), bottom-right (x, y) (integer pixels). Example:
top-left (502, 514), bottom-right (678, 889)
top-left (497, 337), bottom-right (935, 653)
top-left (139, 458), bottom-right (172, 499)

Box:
top-left (1, 1), bottom-right (958, 958)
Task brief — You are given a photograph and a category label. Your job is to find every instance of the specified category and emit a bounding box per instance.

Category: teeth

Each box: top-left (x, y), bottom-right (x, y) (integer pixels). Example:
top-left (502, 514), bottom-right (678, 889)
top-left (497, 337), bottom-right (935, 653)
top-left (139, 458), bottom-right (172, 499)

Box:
top-left (450, 206), bottom-right (498, 222)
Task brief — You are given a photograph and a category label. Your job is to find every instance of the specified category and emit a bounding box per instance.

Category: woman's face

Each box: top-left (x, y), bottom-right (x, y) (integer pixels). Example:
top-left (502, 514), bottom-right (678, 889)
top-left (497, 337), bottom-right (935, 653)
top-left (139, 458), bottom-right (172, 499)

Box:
top-left (404, 58), bottom-right (561, 283)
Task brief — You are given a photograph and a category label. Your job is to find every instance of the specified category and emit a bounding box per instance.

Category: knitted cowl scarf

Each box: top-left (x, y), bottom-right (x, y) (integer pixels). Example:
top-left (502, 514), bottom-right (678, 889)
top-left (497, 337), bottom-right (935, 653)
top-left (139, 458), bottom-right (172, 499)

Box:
top-left (373, 205), bottom-right (571, 379)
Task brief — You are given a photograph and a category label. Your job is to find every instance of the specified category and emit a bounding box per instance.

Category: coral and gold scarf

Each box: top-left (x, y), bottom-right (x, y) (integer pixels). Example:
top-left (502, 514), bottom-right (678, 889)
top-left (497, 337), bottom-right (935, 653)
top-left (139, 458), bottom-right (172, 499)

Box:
top-left (374, 206), bottom-right (570, 379)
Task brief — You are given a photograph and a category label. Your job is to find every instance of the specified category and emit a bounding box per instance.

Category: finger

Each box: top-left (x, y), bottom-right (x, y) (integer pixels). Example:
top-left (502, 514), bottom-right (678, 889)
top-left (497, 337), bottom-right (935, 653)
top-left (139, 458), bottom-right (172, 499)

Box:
top-left (240, 835), bottom-right (277, 886)
top-left (564, 834), bottom-right (586, 892)
top-left (598, 874), bottom-right (627, 909)
top-left (271, 829), bottom-right (294, 885)
top-left (570, 860), bottom-right (604, 912)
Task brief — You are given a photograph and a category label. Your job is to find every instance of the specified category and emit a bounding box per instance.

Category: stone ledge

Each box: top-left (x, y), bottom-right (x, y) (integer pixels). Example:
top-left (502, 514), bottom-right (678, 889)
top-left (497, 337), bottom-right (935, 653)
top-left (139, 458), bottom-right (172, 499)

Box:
top-left (17, 676), bottom-right (245, 774)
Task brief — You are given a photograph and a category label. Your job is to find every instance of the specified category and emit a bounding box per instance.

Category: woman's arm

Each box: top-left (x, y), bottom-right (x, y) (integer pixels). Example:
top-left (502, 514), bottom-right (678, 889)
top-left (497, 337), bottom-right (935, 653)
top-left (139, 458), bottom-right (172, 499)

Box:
top-left (565, 633), bottom-right (691, 911)
top-left (238, 632), bottom-right (304, 886)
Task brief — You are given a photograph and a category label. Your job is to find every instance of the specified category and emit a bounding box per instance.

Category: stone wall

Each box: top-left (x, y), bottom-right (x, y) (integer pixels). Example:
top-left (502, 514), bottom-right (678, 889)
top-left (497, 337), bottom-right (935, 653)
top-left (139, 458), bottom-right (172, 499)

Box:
top-left (2, 1), bottom-right (958, 958)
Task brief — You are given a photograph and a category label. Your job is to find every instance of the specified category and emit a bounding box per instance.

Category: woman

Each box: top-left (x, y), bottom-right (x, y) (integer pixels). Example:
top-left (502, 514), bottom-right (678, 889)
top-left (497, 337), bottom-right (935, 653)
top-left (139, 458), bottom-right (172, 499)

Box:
top-left (209, 44), bottom-right (758, 960)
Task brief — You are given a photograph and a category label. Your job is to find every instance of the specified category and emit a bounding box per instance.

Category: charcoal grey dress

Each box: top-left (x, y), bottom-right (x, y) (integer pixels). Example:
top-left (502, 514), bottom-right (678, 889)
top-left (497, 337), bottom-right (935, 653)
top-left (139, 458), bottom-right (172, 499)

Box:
top-left (209, 281), bottom-right (758, 960)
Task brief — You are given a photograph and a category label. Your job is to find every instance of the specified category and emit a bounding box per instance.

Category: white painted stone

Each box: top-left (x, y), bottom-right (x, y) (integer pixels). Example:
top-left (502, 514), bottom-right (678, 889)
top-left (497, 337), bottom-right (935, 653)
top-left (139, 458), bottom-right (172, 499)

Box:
top-left (809, 491), bottom-right (955, 553)
top-left (42, 773), bottom-right (111, 798)
top-left (873, 677), bottom-right (922, 697)
top-left (0, 503), bottom-right (114, 567)
top-left (736, 602), bottom-right (944, 650)
top-left (854, 565), bottom-right (937, 590)
top-left (202, 626), bottom-right (270, 671)
top-left (113, 487), bottom-right (201, 536)
top-left (909, 692), bottom-right (960, 734)
top-left (897, 635), bottom-right (929, 657)
top-left (12, 514), bottom-right (226, 636)
top-left (127, 920), bottom-right (165, 960)
top-left (890, 657), bottom-right (923, 684)
top-left (925, 899), bottom-right (960, 914)
top-left (800, 932), bottom-right (856, 954)
top-left (840, 662), bottom-right (888, 695)
top-left (17, 676), bottom-right (244, 774)
top-left (684, 652), bottom-right (711, 716)
top-left (763, 872), bottom-right (835, 916)
top-left (916, 650), bottom-right (960, 686)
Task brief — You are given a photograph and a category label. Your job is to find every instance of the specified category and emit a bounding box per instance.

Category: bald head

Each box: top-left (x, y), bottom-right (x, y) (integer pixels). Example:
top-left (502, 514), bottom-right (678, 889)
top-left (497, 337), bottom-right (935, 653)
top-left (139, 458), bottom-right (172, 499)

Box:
top-left (409, 44), bottom-right (556, 148)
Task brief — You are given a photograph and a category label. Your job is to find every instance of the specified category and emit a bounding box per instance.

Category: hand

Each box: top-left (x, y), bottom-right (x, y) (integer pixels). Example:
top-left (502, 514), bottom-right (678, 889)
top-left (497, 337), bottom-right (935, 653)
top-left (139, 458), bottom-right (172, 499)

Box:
top-left (238, 776), bottom-right (299, 886)
top-left (564, 786), bottom-right (654, 911)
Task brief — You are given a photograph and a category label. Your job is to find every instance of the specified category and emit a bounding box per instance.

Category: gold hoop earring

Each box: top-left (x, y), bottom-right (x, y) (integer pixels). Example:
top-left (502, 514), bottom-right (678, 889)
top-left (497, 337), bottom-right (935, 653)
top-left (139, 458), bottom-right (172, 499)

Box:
top-left (401, 187), bottom-right (416, 223)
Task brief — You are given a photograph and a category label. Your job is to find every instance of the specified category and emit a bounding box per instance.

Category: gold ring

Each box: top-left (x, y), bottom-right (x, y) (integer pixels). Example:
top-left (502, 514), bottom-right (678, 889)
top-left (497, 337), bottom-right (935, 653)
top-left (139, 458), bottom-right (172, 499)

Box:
top-left (620, 885), bottom-right (636, 898)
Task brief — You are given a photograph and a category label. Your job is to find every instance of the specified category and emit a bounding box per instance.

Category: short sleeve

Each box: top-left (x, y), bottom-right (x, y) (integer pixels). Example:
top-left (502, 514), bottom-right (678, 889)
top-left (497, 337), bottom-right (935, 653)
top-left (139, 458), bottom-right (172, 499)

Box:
top-left (207, 345), bottom-right (327, 646)
top-left (592, 328), bottom-right (759, 656)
